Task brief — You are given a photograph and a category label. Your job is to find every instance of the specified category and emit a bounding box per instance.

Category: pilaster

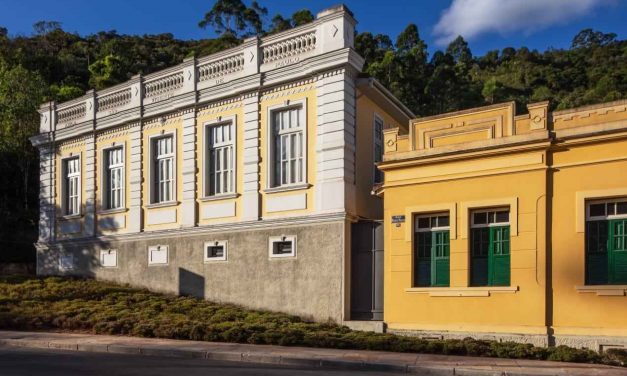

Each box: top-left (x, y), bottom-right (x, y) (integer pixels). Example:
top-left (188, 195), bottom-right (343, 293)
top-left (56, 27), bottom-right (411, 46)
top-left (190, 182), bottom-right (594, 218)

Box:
top-left (127, 121), bottom-right (143, 233)
top-left (83, 133), bottom-right (96, 237)
top-left (38, 145), bottom-right (55, 242)
top-left (180, 109), bottom-right (197, 227)
top-left (241, 92), bottom-right (261, 221)
top-left (314, 69), bottom-right (357, 214)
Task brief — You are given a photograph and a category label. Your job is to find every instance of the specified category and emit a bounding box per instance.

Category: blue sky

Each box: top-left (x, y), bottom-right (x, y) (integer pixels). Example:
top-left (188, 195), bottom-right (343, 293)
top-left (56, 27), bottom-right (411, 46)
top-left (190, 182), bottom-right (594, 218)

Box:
top-left (0, 0), bottom-right (625, 56)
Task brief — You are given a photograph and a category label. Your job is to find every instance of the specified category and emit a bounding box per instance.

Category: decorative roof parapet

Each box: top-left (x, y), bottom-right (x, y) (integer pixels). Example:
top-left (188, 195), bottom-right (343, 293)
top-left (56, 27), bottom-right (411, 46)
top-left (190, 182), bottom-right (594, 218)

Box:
top-left (34, 4), bottom-right (358, 140)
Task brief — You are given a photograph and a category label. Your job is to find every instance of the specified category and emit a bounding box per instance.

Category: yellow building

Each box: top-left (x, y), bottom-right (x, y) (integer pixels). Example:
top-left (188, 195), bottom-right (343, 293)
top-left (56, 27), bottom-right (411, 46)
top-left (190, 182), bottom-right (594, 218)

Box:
top-left (378, 100), bottom-right (627, 350)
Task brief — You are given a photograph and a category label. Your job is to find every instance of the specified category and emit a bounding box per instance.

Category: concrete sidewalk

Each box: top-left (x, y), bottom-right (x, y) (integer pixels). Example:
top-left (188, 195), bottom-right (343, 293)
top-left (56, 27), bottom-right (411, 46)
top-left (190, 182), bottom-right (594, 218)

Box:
top-left (0, 330), bottom-right (624, 375)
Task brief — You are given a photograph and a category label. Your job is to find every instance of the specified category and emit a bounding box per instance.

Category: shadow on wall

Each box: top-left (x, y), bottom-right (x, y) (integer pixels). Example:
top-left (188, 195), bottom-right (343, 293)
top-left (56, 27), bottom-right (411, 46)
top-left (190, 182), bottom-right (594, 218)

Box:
top-left (179, 268), bottom-right (205, 299)
top-left (35, 180), bottom-right (119, 278)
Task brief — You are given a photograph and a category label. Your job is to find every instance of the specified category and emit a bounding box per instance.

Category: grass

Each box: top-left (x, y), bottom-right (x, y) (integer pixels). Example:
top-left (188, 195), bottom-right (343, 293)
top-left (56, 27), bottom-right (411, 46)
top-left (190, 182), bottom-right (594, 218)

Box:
top-left (0, 276), bottom-right (624, 367)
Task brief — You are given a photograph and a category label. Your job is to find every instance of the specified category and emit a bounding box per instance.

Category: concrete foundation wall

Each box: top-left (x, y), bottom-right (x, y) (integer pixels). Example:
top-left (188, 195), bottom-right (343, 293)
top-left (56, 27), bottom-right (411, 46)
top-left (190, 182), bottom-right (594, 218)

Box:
top-left (37, 220), bottom-right (347, 323)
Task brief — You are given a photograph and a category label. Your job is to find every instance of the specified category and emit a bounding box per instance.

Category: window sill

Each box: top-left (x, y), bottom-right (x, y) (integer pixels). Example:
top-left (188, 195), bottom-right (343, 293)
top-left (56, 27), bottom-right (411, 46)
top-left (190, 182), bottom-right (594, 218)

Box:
top-left (264, 183), bottom-right (311, 194)
top-left (204, 258), bottom-right (228, 263)
top-left (575, 285), bottom-right (627, 296)
top-left (60, 214), bottom-right (82, 221)
top-left (269, 254), bottom-right (296, 259)
top-left (198, 193), bottom-right (239, 202)
top-left (97, 208), bottom-right (127, 215)
top-left (404, 286), bottom-right (519, 297)
top-left (145, 201), bottom-right (179, 209)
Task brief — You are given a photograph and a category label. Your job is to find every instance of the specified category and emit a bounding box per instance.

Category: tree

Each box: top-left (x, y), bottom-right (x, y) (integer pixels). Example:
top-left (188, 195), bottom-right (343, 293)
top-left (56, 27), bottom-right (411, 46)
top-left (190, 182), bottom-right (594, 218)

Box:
top-left (0, 63), bottom-right (46, 261)
top-left (267, 9), bottom-right (314, 34)
top-left (482, 77), bottom-right (505, 104)
top-left (571, 29), bottom-right (617, 49)
top-left (33, 21), bottom-right (62, 36)
top-left (291, 9), bottom-right (314, 27)
top-left (393, 24), bottom-right (429, 113)
top-left (198, 0), bottom-right (268, 38)
top-left (268, 15), bottom-right (291, 34)
top-left (88, 54), bottom-right (126, 89)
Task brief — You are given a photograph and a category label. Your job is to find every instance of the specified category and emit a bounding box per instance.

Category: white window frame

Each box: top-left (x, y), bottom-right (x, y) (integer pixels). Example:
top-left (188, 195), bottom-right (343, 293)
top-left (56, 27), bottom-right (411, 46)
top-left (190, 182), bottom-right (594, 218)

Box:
top-left (586, 198), bottom-right (627, 221)
top-left (373, 113), bottom-right (384, 185)
top-left (148, 245), bottom-right (169, 265)
top-left (203, 116), bottom-right (237, 198)
top-left (470, 207), bottom-right (511, 229)
top-left (149, 133), bottom-right (176, 205)
top-left (268, 235), bottom-right (297, 258)
top-left (59, 253), bottom-right (74, 271)
top-left (101, 144), bottom-right (125, 211)
top-left (203, 240), bottom-right (228, 262)
top-left (61, 155), bottom-right (81, 216)
top-left (266, 99), bottom-right (308, 189)
top-left (100, 249), bottom-right (118, 268)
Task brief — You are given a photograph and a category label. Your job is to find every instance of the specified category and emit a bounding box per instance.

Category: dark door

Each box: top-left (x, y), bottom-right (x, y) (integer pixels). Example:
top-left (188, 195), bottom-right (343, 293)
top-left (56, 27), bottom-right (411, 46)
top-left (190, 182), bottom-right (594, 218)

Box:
top-left (350, 221), bottom-right (384, 320)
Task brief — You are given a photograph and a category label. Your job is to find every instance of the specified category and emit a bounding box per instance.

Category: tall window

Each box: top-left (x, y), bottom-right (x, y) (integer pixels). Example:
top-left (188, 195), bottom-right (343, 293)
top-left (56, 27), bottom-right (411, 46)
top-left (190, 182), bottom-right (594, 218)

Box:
top-left (206, 122), bottom-right (234, 196)
top-left (470, 209), bottom-right (510, 286)
top-left (152, 136), bottom-right (174, 203)
top-left (63, 157), bottom-right (80, 215)
top-left (104, 147), bottom-right (124, 209)
top-left (271, 106), bottom-right (304, 187)
top-left (414, 213), bottom-right (450, 287)
top-left (373, 115), bottom-right (384, 184)
top-left (585, 199), bottom-right (627, 285)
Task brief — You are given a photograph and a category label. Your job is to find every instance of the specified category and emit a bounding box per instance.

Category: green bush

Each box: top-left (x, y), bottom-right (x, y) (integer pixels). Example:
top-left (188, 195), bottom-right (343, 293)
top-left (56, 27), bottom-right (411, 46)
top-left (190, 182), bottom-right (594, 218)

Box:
top-left (0, 276), bottom-right (623, 367)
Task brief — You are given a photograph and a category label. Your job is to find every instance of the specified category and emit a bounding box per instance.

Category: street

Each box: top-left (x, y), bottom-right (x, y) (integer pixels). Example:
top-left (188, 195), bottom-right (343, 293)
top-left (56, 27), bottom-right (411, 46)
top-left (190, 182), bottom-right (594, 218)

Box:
top-left (0, 346), bottom-right (402, 376)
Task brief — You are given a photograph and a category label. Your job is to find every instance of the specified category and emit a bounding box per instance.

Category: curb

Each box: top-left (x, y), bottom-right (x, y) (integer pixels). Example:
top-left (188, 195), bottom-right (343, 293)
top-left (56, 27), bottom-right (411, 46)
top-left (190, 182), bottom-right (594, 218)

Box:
top-left (0, 338), bottom-right (456, 374)
top-left (0, 338), bottom-right (604, 375)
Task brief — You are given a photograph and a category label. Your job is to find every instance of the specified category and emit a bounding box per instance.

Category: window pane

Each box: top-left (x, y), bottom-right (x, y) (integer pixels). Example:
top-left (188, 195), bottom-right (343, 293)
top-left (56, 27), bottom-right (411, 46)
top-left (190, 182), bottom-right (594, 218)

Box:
top-left (589, 203), bottom-right (606, 217)
top-left (282, 111), bottom-right (288, 130)
top-left (617, 202), bottom-right (627, 215)
top-left (273, 241), bottom-right (292, 255)
top-left (417, 217), bottom-right (430, 229)
top-left (290, 108), bottom-right (298, 128)
top-left (207, 246), bottom-right (224, 258)
top-left (437, 216), bottom-right (449, 227)
top-left (473, 212), bottom-right (487, 225)
top-left (495, 211), bottom-right (509, 223)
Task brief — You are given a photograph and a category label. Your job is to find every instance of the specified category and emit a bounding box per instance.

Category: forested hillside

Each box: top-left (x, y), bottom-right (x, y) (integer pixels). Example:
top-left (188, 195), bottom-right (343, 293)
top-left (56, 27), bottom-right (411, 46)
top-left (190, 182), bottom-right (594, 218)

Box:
top-left (0, 1), bottom-right (625, 262)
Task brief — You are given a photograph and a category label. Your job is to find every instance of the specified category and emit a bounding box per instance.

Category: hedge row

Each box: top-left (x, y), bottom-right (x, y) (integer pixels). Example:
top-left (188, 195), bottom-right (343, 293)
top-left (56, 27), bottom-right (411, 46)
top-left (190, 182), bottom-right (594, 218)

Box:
top-left (0, 276), bottom-right (624, 367)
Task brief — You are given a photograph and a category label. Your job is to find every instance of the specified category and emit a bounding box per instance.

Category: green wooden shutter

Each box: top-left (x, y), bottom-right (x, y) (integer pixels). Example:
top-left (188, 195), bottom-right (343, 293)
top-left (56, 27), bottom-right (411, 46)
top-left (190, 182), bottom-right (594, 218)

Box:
top-left (431, 231), bottom-right (450, 287)
top-left (471, 228), bottom-right (489, 286)
top-left (414, 232), bottom-right (431, 287)
top-left (488, 226), bottom-right (510, 286)
top-left (609, 219), bottom-right (627, 284)
top-left (586, 220), bottom-right (609, 285)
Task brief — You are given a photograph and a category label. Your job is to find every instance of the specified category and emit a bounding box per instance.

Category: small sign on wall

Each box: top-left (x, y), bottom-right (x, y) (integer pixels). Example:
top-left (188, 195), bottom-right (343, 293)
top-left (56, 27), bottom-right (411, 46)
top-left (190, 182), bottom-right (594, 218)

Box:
top-left (392, 215), bottom-right (405, 227)
top-left (148, 245), bottom-right (168, 265)
top-left (100, 249), bottom-right (118, 267)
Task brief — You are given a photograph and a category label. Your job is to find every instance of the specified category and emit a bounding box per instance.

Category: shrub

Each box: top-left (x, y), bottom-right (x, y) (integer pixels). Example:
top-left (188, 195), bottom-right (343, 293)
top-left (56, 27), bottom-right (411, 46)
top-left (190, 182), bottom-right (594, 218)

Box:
top-left (0, 276), bottom-right (623, 367)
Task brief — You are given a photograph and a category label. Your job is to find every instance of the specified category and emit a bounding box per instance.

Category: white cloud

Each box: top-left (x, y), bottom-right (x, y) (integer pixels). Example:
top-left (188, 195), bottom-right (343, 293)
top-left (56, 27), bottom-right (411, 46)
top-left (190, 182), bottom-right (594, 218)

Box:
top-left (433, 0), bottom-right (612, 46)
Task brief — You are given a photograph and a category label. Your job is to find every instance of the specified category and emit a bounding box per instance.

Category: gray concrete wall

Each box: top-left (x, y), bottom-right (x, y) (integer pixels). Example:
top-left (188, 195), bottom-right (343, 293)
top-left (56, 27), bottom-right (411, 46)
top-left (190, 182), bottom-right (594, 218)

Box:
top-left (37, 220), bottom-right (347, 323)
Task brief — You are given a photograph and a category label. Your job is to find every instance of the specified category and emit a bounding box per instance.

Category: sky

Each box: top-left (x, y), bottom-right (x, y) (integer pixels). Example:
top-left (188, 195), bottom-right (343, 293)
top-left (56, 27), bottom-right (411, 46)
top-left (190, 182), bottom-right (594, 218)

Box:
top-left (0, 0), bottom-right (626, 56)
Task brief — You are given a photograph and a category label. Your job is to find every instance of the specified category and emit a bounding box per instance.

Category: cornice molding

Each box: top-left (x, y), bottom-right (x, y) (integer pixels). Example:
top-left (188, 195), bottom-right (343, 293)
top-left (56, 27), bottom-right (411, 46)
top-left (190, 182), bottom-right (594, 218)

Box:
top-left (40, 211), bottom-right (353, 246)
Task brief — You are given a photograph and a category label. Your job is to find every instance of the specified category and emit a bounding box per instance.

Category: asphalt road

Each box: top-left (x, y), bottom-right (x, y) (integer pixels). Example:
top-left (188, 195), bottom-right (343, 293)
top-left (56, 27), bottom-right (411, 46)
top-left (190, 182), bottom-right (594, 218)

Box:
top-left (0, 346), bottom-right (403, 376)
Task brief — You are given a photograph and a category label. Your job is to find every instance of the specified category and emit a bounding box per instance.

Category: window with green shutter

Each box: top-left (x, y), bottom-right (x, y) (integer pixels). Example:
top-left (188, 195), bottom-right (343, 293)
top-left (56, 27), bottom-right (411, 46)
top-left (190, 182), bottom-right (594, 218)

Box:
top-left (414, 213), bottom-right (450, 287)
top-left (586, 199), bottom-right (627, 285)
top-left (470, 209), bottom-right (510, 287)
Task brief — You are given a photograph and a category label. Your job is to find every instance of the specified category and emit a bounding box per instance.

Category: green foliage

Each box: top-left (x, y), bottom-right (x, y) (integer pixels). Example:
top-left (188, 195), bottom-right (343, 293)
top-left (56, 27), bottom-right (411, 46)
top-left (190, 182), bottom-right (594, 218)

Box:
top-left (267, 9), bottom-right (314, 35)
top-left (357, 28), bottom-right (626, 116)
top-left (0, 276), bottom-right (623, 367)
top-left (198, 0), bottom-right (267, 38)
top-left (89, 54), bottom-right (126, 89)
top-left (0, 64), bottom-right (45, 262)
